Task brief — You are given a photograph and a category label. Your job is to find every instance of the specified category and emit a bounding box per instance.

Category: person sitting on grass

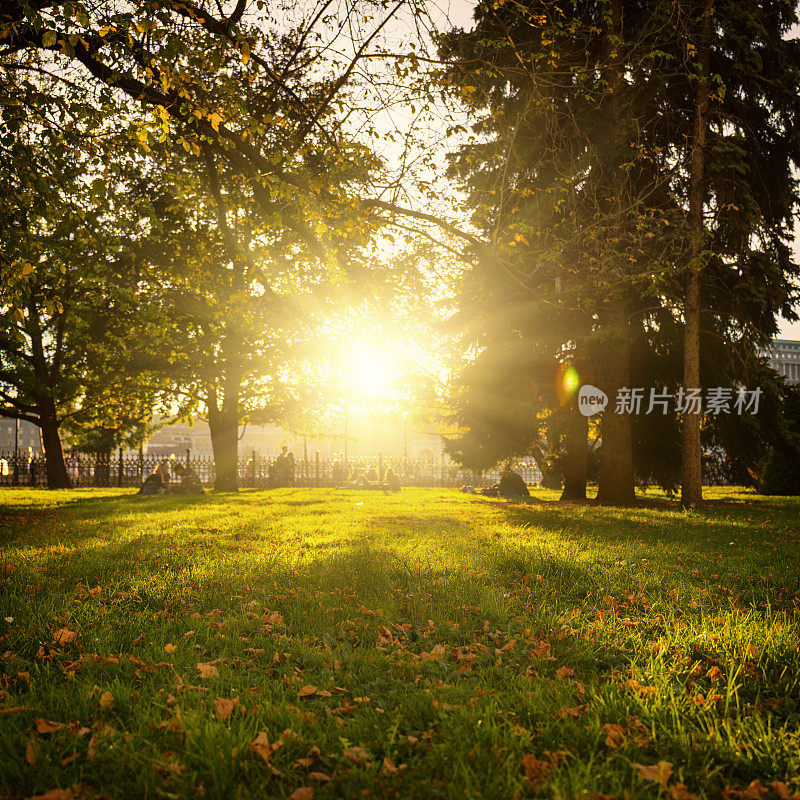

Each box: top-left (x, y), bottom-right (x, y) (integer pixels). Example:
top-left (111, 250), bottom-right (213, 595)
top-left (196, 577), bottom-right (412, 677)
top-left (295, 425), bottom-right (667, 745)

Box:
top-left (384, 468), bottom-right (401, 493)
top-left (171, 462), bottom-right (204, 494)
top-left (137, 458), bottom-right (171, 495)
top-left (498, 469), bottom-right (530, 498)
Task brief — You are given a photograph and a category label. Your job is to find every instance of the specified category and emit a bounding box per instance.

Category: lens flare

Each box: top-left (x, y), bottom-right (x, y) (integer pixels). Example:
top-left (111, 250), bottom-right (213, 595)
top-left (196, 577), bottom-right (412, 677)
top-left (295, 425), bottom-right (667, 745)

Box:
top-left (556, 363), bottom-right (580, 405)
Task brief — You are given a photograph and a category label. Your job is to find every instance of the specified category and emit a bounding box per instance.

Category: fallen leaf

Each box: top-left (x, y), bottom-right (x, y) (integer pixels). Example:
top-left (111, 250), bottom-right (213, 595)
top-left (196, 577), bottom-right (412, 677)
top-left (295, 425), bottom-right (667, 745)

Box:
top-left (669, 784), bottom-right (697, 800)
top-left (287, 788), bottom-right (313, 800)
top-left (343, 746), bottom-right (370, 765)
top-left (554, 705), bottom-right (586, 719)
top-left (215, 696), bottom-right (239, 720)
top-left (420, 644), bottom-right (447, 661)
top-left (522, 753), bottom-right (552, 786)
top-left (721, 781), bottom-right (770, 800)
top-left (99, 691), bottom-right (114, 712)
top-left (555, 666), bottom-right (574, 680)
top-left (23, 790), bottom-right (75, 800)
top-left (26, 739), bottom-right (36, 765)
top-left (164, 644), bottom-right (177, 653)
top-left (0, 705), bottom-right (27, 715)
top-left (771, 782), bottom-right (800, 800)
top-left (34, 718), bottom-right (64, 734)
top-left (52, 628), bottom-right (76, 646)
top-left (250, 731), bottom-right (273, 764)
top-left (298, 685), bottom-right (317, 697)
top-left (197, 662), bottom-right (218, 679)
top-left (635, 761), bottom-right (673, 787)
top-left (603, 723), bottom-right (625, 748)
top-left (308, 772), bottom-right (330, 782)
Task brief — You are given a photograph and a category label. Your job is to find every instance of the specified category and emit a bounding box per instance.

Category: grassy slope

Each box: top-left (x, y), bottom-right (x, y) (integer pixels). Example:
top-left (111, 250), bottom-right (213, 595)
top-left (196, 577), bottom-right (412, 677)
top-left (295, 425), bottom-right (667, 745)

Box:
top-left (0, 487), bottom-right (799, 800)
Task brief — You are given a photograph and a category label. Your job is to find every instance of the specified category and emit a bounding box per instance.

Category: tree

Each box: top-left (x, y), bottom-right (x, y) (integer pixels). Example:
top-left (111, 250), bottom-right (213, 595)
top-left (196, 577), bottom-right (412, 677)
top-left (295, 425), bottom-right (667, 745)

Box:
top-left (0, 68), bottom-right (159, 486)
top-left (644, 0), bottom-right (800, 506)
top-left (2, 0), bottom-right (454, 489)
top-left (439, 0), bottom-right (683, 505)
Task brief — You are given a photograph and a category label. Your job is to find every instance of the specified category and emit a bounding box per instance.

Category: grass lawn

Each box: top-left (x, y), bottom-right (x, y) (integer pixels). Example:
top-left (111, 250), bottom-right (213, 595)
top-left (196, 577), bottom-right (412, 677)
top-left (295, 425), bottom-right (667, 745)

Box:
top-left (1, 487), bottom-right (799, 800)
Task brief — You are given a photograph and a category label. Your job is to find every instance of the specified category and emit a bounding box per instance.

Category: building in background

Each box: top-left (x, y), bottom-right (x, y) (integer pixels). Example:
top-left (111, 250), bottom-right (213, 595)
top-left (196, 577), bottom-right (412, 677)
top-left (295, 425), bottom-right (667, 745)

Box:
top-left (0, 418), bottom-right (42, 453)
top-left (143, 415), bottom-right (444, 461)
top-left (763, 339), bottom-right (800, 385)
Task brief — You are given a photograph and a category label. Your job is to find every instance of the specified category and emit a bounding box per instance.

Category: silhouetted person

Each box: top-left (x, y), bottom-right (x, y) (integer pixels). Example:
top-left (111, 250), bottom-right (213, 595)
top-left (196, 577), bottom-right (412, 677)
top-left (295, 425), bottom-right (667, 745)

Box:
top-left (172, 462), bottom-right (203, 494)
top-left (385, 468), bottom-right (401, 493)
top-left (498, 469), bottom-right (529, 498)
top-left (276, 446), bottom-right (290, 486)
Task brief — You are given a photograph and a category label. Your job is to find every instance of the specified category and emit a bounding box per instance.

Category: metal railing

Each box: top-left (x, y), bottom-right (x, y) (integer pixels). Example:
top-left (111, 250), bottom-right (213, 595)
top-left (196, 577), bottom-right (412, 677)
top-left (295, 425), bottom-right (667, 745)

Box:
top-left (0, 449), bottom-right (543, 490)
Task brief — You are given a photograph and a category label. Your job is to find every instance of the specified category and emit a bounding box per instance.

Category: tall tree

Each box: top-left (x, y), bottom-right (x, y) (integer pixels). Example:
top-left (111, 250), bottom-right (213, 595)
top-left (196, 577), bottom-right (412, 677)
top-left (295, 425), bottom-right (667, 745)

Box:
top-left (653, 0), bottom-right (800, 506)
top-left (439, 0), bottom-right (680, 505)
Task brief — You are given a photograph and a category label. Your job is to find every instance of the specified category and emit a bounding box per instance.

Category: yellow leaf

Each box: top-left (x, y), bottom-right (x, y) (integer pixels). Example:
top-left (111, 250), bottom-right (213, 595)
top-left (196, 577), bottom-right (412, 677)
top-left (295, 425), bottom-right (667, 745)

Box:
top-left (197, 662), bottom-right (218, 678)
top-left (241, 41), bottom-right (251, 65)
top-left (99, 691), bottom-right (114, 711)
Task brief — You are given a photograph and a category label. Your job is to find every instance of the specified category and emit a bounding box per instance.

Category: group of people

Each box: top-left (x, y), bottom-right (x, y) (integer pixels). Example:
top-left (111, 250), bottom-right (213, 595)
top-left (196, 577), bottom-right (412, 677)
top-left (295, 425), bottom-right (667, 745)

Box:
top-left (138, 458), bottom-right (204, 495)
top-left (345, 466), bottom-right (402, 493)
top-left (270, 446), bottom-right (296, 487)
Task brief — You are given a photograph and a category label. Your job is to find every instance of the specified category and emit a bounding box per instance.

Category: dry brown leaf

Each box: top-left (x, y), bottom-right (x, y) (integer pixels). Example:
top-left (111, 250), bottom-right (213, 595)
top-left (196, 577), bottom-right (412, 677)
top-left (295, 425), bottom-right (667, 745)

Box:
top-left (0, 705), bottom-right (27, 715)
top-left (554, 705), bottom-right (586, 719)
top-left (164, 644), bottom-right (177, 653)
top-left (298, 685), bottom-right (317, 697)
top-left (215, 696), bottom-right (239, 720)
top-left (25, 739), bottom-right (36, 765)
top-left (34, 718), bottom-right (64, 734)
top-left (420, 644), bottom-right (447, 661)
top-left (308, 772), bottom-right (330, 782)
top-left (287, 788), bottom-right (313, 800)
top-left (196, 662), bottom-right (218, 679)
top-left (522, 753), bottom-right (552, 786)
top-left (343, 746), bottom-right (370, 765)
top-left (52, 628), bottom-right (76, 646)
top-left (669, 784), bottom-right (697, 800)
top-left (603, 723), bottom-right (625, 749)
top-left (771, 782), bottom-right (800, 800)
top-left (635, 761), bottom-right (673, 787)
top-left (555, 666), bottom-right (574, 680)
top-left (380, 756), bottom-right (406, 775)
top-left (23, 789), bottom-right (75, 800)
top-left (99, 691), bottom-right (114, 712)
top-left (722, 781), bottom-right (770, 800)
top-left (250, 731), bottom-right (273, 765)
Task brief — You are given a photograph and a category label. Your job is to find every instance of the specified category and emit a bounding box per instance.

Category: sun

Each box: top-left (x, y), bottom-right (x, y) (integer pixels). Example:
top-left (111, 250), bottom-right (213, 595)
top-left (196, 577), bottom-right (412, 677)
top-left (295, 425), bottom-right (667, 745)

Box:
top-left (347, 348), bottom-right (399, 400)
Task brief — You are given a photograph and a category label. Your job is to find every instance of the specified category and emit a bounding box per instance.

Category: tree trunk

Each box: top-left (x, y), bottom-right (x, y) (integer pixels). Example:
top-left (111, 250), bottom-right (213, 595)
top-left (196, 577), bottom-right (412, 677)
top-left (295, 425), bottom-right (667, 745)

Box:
top-left (560, 402), bottom-right (588, 501)
top-left (681, 0), bottom-right (713, 509)
top-left (208, 406), bottom-right (239, 492)
top-left (596, 308), bottom-right (635, 506)
top-left (560, 346), bottom-right (591, 502)
top-left (37, 398), bottom-right (71, 489)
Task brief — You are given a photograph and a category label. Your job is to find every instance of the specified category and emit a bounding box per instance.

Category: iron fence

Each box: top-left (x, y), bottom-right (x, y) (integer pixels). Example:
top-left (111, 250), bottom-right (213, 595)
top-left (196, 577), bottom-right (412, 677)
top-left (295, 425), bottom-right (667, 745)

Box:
top-left (0, 449), bottom-right (542, 490)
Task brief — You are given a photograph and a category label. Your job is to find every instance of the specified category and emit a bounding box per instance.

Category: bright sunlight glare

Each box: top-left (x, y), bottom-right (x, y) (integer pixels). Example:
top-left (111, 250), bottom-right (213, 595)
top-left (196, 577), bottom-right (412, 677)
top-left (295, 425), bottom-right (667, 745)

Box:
top-left (346, 348), bottom-right (400, 400)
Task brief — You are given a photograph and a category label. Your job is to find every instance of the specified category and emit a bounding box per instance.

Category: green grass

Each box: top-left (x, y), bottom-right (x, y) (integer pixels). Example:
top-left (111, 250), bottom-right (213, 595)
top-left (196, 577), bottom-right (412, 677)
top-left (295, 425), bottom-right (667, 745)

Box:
top-left (1, 486), bottom-right (799, 800)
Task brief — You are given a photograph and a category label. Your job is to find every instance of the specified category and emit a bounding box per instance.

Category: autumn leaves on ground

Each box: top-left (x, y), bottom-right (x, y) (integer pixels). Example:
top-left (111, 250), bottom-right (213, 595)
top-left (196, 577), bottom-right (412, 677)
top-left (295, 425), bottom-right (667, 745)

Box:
top-left (1, 488), bottom-right (799, 800)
